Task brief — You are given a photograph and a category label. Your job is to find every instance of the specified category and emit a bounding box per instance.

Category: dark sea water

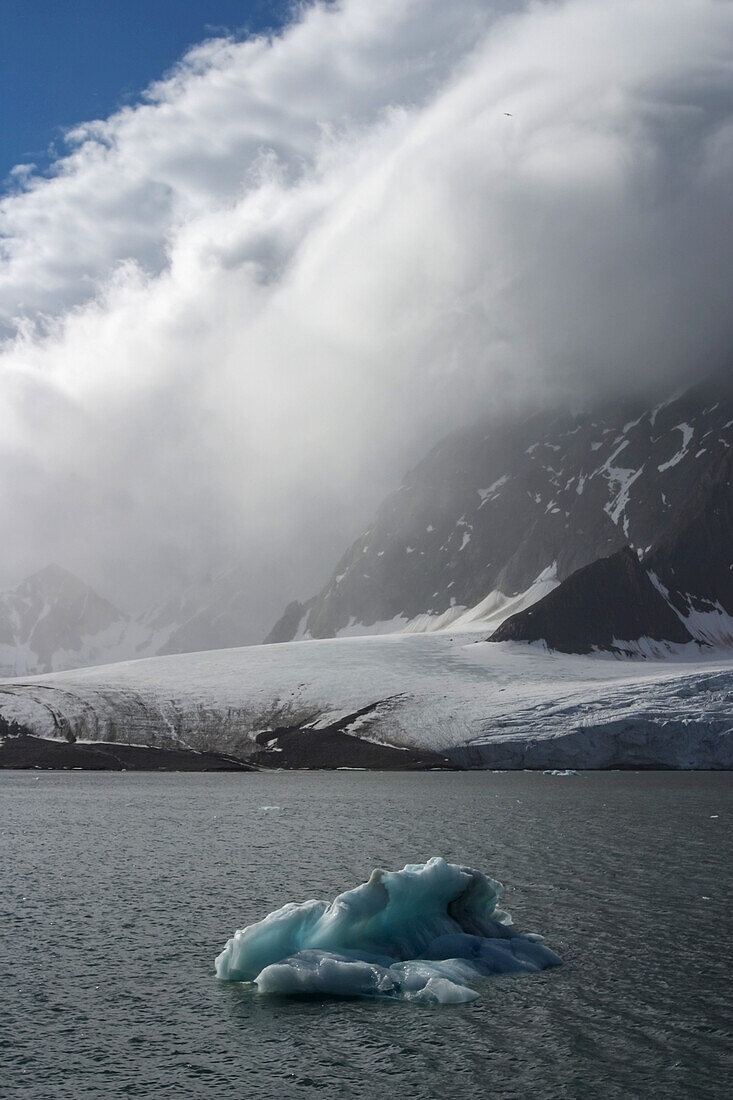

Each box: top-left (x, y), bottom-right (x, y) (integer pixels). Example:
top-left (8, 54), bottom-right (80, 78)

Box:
top-left (1, 771), bottom-right (731, 1099)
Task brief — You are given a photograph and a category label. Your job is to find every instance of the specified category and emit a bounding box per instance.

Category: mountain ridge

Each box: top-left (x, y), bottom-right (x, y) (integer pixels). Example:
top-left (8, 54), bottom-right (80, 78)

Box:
top-left (266, 377), bottom-right (733, 645)
top-left (0, 563), bottom-right (267, 676)
top-left (491, 446), bottom-right (733, 653)
top-left (3, 375), bottom-right (731, 674)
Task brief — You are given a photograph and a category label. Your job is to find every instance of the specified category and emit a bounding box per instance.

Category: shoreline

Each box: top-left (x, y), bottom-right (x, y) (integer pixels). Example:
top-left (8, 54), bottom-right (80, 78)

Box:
top-left (0, 734), bottom-right (253, 772)
top-left (0, 733), bottom-right (455, 772)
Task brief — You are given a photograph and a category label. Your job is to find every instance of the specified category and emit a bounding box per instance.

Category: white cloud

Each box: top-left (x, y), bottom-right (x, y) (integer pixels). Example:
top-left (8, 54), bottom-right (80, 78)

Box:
top-left (0, 0), bottom-right (732, 635)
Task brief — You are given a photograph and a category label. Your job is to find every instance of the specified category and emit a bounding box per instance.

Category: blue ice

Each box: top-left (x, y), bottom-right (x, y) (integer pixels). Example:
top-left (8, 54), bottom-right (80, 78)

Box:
top-left (215, 857), bottom-right (561, 1004)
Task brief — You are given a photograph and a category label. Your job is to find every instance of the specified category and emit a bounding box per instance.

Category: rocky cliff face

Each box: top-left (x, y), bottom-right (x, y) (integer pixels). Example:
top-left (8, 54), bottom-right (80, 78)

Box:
top-left (645, 448), bottom-right (733, 637)
top-left (492, 447), bottom-right (733, 653)
top-left (266, 377), bottom-right (733, 642)
top-left (489, 547), bottom-right (693, 654)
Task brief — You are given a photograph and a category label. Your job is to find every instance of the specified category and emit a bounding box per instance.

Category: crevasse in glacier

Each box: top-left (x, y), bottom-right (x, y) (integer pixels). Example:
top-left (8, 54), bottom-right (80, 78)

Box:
top-left (214, 857), bottom-right (561, 1004)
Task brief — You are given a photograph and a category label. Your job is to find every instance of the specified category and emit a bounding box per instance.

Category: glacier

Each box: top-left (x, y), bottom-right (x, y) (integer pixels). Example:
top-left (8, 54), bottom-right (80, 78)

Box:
top-left (214, 858), bottom-right (561, 1004)
top-left (1, 630), bottom-right (731, 769)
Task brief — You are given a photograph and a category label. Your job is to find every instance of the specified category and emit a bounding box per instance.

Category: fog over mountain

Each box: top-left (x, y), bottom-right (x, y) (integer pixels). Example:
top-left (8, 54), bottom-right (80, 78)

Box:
top-left (2, 0), bottom-right (733, 640)
top-left (266, 377), bottom-right (733, 644)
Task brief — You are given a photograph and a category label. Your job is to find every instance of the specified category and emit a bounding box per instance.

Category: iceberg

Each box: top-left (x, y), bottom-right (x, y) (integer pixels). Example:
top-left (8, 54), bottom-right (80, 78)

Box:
top-left (215, 857), bottom-right (561, 1004)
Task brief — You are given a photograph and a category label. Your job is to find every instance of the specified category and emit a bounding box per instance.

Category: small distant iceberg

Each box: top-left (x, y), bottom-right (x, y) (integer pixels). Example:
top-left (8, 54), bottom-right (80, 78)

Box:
top-left (215, 857), bottom-right (561, 1004)
top-left (543, 769), bottom-right (579, 776)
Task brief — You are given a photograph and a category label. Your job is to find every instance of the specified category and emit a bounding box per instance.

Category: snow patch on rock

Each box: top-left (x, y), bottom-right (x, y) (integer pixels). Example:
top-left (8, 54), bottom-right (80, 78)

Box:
top-left (658, 423), bottom-right (694, 472)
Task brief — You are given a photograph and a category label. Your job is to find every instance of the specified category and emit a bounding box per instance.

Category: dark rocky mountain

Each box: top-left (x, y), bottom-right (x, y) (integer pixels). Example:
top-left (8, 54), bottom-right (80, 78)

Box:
top-left (645, 447), bottom-right (733, 629)
top-left (490, 547), bottom-right (692, 653)
top-left (492, 447), bottom-right (733, 653)
top-left (266, 376), bottom-right (733, 642)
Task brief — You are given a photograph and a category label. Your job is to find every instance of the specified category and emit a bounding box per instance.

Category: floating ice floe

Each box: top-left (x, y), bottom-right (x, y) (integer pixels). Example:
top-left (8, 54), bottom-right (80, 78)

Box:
top-left (214, 857), bottom-right (561, 1004)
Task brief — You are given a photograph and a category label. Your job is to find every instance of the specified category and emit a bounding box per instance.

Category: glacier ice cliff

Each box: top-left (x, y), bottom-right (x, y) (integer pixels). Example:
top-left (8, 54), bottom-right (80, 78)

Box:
top-left (215, 858), bottom-right (561, 1004)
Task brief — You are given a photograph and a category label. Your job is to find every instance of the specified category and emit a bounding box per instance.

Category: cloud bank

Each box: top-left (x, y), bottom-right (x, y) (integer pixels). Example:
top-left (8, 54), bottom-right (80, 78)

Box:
top-left (1, 0), bottom-right (733, 635)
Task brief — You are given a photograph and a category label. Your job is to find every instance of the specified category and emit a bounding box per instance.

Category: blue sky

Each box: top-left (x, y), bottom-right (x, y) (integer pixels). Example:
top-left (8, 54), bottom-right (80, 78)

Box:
top-left (0, 0), bottom-right (290, 184)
